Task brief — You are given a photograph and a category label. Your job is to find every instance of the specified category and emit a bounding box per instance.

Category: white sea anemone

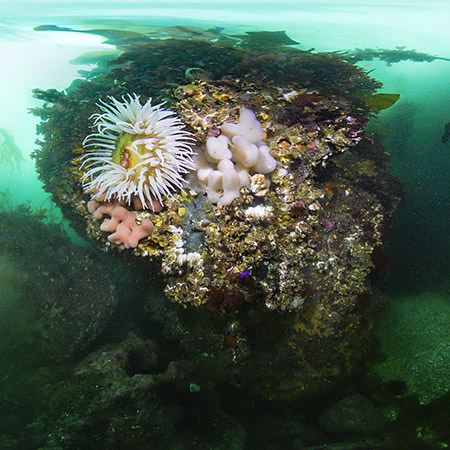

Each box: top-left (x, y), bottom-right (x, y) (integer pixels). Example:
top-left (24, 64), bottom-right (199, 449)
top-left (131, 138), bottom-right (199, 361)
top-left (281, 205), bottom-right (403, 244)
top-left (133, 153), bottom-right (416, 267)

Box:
top-left (81, 94), bottom-right (196, 209)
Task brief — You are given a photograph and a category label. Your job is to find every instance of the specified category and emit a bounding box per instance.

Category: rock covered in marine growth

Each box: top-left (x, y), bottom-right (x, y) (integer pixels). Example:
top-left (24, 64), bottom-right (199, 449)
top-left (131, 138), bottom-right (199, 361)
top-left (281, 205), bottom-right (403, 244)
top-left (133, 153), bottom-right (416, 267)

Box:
top-left (31, 35), bottom-right (401, 396)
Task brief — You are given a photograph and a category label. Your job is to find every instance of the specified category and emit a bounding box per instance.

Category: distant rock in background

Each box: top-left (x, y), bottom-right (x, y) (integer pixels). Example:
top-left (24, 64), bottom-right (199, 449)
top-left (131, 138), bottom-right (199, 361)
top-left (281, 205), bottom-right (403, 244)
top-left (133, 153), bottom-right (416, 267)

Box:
top-left (319, 394), bottom-right (387, 435)
top-left (370, 292), bottom-right (450, 404)
top-left (0, 204), bottom-right (118, 361)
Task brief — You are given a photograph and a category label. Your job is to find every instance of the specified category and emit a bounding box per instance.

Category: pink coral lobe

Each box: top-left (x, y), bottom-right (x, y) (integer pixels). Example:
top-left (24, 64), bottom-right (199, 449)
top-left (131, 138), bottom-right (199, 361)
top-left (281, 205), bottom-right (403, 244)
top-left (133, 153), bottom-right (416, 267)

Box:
top-left (89, 200), bottom-right (155, 250)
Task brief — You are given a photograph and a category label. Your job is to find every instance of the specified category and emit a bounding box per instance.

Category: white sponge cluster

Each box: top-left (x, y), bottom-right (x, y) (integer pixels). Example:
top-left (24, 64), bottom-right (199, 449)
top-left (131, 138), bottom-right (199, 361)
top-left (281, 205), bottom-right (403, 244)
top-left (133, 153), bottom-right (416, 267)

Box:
top-left (197, 109), bottom-right (277, 206)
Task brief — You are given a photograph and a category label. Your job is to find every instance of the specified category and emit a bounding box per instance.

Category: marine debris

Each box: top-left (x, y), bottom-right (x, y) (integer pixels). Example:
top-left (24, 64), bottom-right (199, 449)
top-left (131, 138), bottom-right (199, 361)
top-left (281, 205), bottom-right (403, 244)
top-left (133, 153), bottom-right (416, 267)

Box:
top-left (31, 28), bottom-right (402, 397)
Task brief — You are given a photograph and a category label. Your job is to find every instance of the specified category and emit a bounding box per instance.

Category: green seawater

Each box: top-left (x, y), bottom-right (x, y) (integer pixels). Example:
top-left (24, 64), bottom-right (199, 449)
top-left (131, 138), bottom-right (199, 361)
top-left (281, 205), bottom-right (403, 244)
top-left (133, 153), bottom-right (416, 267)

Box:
top-left (0, 1), bottom-right (448, 448)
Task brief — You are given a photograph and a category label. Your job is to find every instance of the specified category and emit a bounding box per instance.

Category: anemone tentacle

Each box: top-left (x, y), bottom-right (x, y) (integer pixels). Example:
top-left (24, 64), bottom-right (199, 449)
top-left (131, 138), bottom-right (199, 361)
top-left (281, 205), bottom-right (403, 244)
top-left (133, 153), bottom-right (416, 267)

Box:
top-left (81, 94), bottom-right (196, 210)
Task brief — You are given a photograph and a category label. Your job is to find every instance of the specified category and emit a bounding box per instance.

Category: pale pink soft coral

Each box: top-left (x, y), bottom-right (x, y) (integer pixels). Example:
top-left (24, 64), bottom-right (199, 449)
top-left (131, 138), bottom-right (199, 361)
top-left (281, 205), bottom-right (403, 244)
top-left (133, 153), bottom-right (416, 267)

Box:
top-left (88, 199), bottom-right (157, 249)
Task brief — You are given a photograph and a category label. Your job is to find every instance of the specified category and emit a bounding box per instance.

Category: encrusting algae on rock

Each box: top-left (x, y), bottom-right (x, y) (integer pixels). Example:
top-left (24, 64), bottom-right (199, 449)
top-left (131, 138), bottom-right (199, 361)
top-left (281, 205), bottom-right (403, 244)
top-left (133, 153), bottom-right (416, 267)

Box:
top-left (31, 28), bottom-right (402, 397)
